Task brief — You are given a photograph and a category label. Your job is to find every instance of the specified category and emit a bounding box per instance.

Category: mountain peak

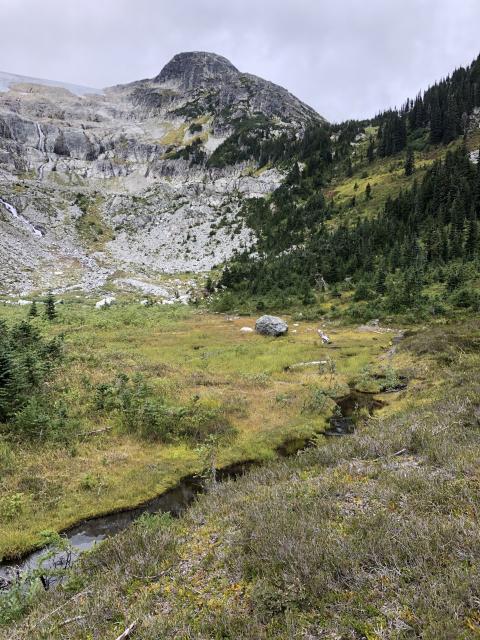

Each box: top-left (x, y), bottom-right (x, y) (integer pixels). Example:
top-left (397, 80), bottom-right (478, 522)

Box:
top-left (154, 51), bottom-right (239, 89)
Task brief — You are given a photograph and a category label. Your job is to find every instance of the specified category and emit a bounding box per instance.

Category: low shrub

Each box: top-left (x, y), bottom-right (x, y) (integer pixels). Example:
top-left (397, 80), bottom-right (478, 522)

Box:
top-left (94, 374), bottom-right (237, 444)
top-left (0, 319), bottom-right (68, 442)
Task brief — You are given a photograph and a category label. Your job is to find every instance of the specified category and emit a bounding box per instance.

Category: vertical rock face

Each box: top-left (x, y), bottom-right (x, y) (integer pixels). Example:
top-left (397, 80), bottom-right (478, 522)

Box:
top-left (0, 52), bottom-right (326, 295)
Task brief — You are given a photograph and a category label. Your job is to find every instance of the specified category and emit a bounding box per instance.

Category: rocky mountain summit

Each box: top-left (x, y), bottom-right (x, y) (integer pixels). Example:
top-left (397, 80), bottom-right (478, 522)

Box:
top-left (0, 52), bottom-right (324, 298)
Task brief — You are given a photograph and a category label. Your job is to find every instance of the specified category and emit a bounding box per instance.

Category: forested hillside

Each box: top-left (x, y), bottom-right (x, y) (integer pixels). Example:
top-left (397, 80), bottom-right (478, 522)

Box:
top-left (218, 54), bottom-right (480, 319)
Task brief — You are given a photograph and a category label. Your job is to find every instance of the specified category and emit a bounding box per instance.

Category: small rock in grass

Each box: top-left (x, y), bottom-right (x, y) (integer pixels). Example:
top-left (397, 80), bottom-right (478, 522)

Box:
top-left (317, 329), bottom-right (331, 344)
top-left (95, 296), bottom-right (116, 309)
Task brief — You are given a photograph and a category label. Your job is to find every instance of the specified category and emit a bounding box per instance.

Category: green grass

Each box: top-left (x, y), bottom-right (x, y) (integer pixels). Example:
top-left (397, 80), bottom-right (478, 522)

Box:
top-left (5, 318), bottom-right (480, 638)
top-left (0, 302), bottom-right (396, 560)
top-left (74, 194), bottom-right (114, 251)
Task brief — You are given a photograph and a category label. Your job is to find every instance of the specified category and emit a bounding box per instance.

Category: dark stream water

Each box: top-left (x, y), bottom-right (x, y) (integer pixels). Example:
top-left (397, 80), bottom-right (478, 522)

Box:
top-left (0, 390), bottom-right (386, 589)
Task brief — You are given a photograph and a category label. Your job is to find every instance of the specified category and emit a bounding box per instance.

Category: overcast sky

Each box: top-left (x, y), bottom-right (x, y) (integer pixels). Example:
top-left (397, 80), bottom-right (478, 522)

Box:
top-left (1, 0), bottom-right (479, 122)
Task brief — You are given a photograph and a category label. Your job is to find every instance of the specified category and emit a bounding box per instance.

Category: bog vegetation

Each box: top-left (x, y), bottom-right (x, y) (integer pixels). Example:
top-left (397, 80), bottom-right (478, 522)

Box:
top-left (0, 300), bottom-right (393, 563)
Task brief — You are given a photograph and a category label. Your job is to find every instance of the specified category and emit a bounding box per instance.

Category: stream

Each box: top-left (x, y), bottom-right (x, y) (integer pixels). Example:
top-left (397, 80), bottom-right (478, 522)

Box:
top-left (0, 389), bottom-right (387, 589)
top-left (0, 199), bottom-right (43, 237)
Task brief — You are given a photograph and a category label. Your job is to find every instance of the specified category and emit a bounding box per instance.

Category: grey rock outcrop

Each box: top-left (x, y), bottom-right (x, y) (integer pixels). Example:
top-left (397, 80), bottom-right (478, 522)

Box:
top-left (154, 52), bottom-right (239, 90)
top-left (0, 52), bottom-right (326, 295)
top-left (255, 315), bottom-right (289, 336)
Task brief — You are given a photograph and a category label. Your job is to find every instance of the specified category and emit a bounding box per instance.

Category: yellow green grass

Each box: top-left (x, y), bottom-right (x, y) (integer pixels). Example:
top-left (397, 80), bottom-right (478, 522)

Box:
top-left (326, 127), bottom-right (480, 228)
top-left (160, 123), bottom-right (188, 146)
top-left (0, 303), bottom-right (399, 559)
top-left (6, 320), bottom-right (479, 638)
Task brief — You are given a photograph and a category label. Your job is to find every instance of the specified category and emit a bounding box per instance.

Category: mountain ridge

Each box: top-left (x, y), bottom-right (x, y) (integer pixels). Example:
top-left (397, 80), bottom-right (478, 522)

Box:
top-left (0, 52), bottom-right (324, 297)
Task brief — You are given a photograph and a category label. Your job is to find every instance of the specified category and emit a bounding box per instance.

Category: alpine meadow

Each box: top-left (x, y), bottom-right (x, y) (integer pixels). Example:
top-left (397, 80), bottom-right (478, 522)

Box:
top-left (1, 5), bottom-right (480, 638)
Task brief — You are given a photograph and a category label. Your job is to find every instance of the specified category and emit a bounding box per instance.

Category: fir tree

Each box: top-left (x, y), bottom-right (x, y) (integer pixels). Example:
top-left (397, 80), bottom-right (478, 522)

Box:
top-left (205, 276), bottom-right (215, 294)
top-left (28, 300), bottom-right (38, 318)
top-left (345, 157), bottom-right (353, 177)
top-left (44, 291), bottom-right (57, 321)
top-left (443, 93), bottom-right (459, 144)
top-left (365, 183), bottom-right (372, 200)
top-left (429, 93), bottom-right (443, 144)
top-left (366, 139), bottom-right (375, 163)
top-left (404, 147), bottom-right (415, 176)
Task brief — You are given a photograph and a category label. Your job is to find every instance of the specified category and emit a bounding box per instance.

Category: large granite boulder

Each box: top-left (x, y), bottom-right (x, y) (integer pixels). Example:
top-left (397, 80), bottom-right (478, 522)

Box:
top-left (255, 315), bottom-right (288, 336)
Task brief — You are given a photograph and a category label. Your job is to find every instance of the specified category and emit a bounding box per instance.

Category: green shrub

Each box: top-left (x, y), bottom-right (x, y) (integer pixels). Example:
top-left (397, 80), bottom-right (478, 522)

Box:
top-left (449, 286), bottom-right (480, 309)
top-left (188, 122), bottom-right (202, 134)
top-left (11, 397), bottom-right (77, 442)
top-left (0, 492), bottom-right (25, 520)
top-left (95, 375), bottom-right (237, 444)
top-left (0, 319), bottom-right (65, 440)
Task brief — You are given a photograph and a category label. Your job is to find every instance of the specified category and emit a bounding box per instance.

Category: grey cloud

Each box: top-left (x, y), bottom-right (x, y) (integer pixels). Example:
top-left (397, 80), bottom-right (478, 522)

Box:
top-left (1, 0), bottom-right (479, 121)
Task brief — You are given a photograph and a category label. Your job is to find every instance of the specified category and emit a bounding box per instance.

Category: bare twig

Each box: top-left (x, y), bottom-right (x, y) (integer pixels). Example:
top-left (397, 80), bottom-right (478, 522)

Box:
top-left (373, 447), bottom-right (408, 461)
top-left (33, 589), bottom-right (92, 627)
top-left (58, 615), bottom-right (85, 627)
top-left (115, 621), bottom-right (137, 640)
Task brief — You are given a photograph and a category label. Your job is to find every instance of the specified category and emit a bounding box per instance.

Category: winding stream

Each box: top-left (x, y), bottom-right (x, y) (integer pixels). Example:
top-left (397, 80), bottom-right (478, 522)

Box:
top-left (0, 390), bottom-right (387, 589)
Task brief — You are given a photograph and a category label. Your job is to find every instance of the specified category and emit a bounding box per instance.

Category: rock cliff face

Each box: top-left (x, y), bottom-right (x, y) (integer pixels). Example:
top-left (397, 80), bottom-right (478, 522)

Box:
top-left (0, 52), bottom-right (325, 297)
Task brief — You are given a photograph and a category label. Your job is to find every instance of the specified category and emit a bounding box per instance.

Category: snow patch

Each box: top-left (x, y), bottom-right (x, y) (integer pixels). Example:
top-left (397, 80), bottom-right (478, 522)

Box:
top-left (0, 70), bottom-right (101, 97)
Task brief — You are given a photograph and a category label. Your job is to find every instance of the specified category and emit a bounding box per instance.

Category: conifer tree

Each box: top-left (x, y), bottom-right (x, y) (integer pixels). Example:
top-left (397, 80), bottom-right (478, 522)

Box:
top-left (443, 93), bottom-right (459, 144)
top-left (365, 183), bottom-right (372, 200)
top-left (366, 139), bottom-right (375, 163)
top-left (429, 93), bottom-right (443, 144)
top-left (475, 151), bottom-right (480, 212)
top-left (44, 291), bottom-right (57, 321)
top-left (345, 157), bottom-right (353, 177)
top-left (404, 147), bottom-right (415, 176)
top-left (28, 301), bottom-right (38, 318)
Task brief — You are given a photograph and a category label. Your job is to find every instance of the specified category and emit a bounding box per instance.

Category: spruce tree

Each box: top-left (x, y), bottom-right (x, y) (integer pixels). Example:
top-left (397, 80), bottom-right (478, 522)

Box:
top-left (429, 93), bottom-right (443, 144)
top-left (404, 147), bottom-right (415, 176)
top-left (475, 151), bottom-right (480, 213)
top-left (366, 140), bottom-right (375, 163)
top-left (44, 291), bottom-right (57, 321)
top-left (28, 300), bottom-right (38, 318)
top-left (345, 157), bottom-right (353, 177)
top-left (365, 183), bottom-right (372, 200)
top-left (443, 93), bottom-right (458, 144)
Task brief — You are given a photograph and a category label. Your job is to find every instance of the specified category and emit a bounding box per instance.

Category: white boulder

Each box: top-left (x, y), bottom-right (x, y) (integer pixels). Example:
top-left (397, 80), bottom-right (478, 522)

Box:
top-left (95, 296), bottom-right (116, 309)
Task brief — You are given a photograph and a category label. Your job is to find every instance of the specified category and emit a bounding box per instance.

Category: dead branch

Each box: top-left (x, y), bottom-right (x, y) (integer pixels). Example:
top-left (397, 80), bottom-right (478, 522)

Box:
top-left (33, 589), bottom-right (92, 627)
top-left (58, 615), bottom-right (85, 627)
top-left (115, 621), bottom-right (137, 640)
